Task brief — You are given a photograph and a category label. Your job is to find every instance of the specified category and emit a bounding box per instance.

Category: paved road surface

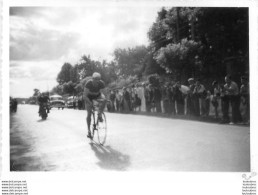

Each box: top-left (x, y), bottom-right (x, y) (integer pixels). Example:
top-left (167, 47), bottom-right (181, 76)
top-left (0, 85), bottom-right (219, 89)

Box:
top-left (10, 105), bottom-right (250, 171)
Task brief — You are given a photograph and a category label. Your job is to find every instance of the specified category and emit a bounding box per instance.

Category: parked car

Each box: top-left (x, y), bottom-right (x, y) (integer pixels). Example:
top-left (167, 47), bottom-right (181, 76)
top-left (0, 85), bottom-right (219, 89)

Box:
top-left (66, 96), bottom-right (76, 108)
top-left (49, 95), bottom-right (65, 110)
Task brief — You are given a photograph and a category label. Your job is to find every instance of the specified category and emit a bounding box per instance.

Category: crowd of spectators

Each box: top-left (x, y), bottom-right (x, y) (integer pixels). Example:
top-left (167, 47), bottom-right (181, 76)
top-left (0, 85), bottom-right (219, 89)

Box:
top-left (106, 75), bottom-right (250, 125)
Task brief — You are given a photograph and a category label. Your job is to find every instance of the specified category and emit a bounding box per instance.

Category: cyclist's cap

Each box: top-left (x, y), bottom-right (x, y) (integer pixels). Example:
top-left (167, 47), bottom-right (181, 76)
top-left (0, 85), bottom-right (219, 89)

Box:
top-left (92, 72), bottom-right (101, 79)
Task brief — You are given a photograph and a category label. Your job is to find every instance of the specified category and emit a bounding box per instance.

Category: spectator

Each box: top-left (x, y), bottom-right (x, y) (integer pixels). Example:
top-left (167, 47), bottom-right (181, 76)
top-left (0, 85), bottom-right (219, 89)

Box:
top-left (153, 86), bottom-right (162, 113)
top-left (129, 86), bottom-right (135, 111)
top-left (134, 84), bottom-right (143, 112)
top-left (187, 78), bottom-right (194, 116)
top-left (133, 93), bottom-right (141, 112)
top-left (205, 90), bottom-right (211, 116)
top-left (194, 79), bottom-right (206, 116)
top-left (179, 84), bottom-right (190, 115)
top-left (145, 84), bottom-right (154, 112)
top-left (211, 81), bottom-right (220, 119)
top-left (240, 76), bottom-right (249, 124)
top-left (168, 82), bottom-right (176, 115)
top-left (138, 83), bottom-right (146, 112)
top-left (191, 80), bottom-right (200, 117)
top-left (224, 75), bottom-right (242, 124)
top-left (115, 90), bottom-right (122, 112)
top-left (122, 87), bottom-right (131, 113)
top-left (162, 83), bottom-right (170, 114)
top-left (109, 90), bottom-right (116, 112)
top-left (219, 82), bottom-right (230, 123)
top-left (131, 88), bottom-right (136, 112)
top-left (174, 81), bottom-right (184, 115)
top-left (73, 97), bottom-right (77, 109)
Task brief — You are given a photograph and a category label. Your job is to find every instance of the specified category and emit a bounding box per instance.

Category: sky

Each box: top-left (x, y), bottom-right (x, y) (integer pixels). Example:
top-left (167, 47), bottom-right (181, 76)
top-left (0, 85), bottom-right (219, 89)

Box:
top-left (9, 6), bottom-right (161, 98)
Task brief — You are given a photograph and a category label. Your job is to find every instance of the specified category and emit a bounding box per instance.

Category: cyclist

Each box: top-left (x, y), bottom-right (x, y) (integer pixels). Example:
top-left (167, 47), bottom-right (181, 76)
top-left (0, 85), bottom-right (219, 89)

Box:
top-left (84, 72), bottom-right (107, 138)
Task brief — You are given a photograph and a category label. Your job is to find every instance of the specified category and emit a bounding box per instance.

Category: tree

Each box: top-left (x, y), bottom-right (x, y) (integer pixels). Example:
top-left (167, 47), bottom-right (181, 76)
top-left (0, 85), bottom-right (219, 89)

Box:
top-left (70, 64), bottom-right (80, 83)
top-left (142, 49), bottom-right (165, 76)
top-left (51, 85), bottom-right (63, 95)
top-left (195, 8), bottom-right (248, 78)
top-left (113, 46), bottom-right (148, 78)
top-left (154, 38), bottom-right (202, 80)
top-left (57, 63), bottom-right (73, 85)
top-left (77, 55), bottom-right (97, 80)
top-left (63, 81), bottom-right (76, 95)
top-left (148, 7), bottom-right (249, 81)
top-left (33, 88), bottom-right (40, 96)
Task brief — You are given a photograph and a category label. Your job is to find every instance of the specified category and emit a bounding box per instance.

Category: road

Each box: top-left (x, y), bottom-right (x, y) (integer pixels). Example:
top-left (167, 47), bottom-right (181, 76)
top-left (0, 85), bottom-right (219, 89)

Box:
top-left (10, 105), bottom-right (250, 172)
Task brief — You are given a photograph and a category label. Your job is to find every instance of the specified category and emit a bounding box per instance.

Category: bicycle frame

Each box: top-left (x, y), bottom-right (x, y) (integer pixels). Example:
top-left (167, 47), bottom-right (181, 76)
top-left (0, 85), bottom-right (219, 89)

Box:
top-left (90, 101), bottom-right (100, 134)
top-left (91, 110), bottom-right (97, 130)
top-left (90, 100), bottom-right (107, 145)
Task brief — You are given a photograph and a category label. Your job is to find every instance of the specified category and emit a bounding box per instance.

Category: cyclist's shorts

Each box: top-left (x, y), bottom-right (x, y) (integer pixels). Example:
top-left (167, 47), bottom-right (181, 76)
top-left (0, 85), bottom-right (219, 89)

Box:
top-left (87, 93), bottom-right (106, 102)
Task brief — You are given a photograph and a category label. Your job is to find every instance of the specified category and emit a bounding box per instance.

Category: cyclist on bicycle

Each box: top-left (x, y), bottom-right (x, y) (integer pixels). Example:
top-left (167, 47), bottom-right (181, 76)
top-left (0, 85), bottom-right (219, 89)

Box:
top-left (84, 72), bottom-right (107, 138)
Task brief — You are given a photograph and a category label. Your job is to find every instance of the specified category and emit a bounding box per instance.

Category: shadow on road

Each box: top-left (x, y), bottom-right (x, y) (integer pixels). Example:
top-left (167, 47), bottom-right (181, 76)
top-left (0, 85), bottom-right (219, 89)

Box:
top-left (90, 143), bottom-right (131, 171)
top-left (10, 132), bottom-right (46, 171)
top-left (37, 119), bottom-right (47, 122)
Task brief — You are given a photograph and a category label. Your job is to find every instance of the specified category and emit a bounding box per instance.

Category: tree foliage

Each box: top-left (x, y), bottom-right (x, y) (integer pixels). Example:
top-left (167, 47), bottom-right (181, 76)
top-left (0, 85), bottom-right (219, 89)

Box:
top-left (113, 46), bottom-right (148, 78)
top-left (57, 63), bottom-right (73, 85)
top-left (148, 7), bottom-right (248, 80)
top-left (154, 38), bottom-right (201, 79)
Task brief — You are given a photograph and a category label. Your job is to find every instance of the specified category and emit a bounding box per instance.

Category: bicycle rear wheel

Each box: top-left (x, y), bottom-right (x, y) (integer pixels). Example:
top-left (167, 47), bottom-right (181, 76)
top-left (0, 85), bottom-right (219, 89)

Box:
top-left (96, 113), bottom-right (107, 145)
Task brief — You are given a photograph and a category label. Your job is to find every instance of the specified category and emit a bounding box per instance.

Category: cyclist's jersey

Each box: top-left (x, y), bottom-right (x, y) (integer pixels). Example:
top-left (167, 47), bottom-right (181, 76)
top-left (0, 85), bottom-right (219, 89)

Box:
top-left (85, 79), bottom-right (105, 100)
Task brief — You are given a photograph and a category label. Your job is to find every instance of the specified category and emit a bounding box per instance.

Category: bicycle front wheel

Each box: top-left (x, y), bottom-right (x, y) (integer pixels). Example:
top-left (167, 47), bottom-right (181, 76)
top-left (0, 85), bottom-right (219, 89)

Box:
top-left (96, 113), bottom-right (107, 145)
top-left (90, 112), bottom-right (96, 140)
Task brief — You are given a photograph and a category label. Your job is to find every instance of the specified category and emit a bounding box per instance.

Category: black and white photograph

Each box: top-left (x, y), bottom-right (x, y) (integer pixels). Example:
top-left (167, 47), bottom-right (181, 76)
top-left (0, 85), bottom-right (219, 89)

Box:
top-left (1, 0), bottom-right (258, 194)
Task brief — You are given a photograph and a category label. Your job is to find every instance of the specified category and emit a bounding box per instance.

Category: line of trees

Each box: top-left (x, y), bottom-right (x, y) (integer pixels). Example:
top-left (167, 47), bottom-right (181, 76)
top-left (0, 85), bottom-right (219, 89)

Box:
top-left (50, 7), bottom-right (248, 97)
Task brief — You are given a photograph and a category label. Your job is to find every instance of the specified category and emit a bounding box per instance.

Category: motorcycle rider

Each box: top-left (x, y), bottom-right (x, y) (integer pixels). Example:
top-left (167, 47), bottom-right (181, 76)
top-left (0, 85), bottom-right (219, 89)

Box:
top-left (38, 92), bottom-right (50, 116)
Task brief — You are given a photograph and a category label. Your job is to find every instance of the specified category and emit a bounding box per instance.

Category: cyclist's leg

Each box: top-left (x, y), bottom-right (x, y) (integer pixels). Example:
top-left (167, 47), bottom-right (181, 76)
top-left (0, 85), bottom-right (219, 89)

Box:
top-left (97, 93), bottom-right (107, 114)
top-left (85, 101), bottom-right (93, 136)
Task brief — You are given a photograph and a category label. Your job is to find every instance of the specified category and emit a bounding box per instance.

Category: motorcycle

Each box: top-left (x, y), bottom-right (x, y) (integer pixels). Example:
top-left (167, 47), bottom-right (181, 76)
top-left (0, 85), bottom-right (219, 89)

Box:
top-left (39, 103), bottom-right (48, 120)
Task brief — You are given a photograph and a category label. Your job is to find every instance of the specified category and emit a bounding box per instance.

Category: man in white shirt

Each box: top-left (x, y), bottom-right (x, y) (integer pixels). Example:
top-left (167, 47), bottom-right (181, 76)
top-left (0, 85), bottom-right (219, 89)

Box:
top-left (224, 75), bottom-right (242, 124)
top-left (194, 79), bottom-right (206, 116)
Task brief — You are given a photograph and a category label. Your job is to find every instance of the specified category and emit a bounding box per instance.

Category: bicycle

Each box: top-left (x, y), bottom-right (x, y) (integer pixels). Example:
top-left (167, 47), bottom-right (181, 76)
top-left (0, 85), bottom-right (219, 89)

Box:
top-left (89, 100), bottom-right (107, 145)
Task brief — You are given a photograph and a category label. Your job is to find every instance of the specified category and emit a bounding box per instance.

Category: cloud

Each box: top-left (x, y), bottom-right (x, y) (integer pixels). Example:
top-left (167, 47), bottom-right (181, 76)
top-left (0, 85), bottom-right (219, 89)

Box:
top-left (10, 66), bottom-right (31, 79)
top-left (10, 60), bottom-right (62, 81)
top-left (9, 6), bottom-right (161, 97)
top-left (10, 7), bottom-right (79, 25)
top-left (10, 7), bottom-right (160, 62)
top-left (10, 7), bottom-right (46, 17)
top-left (99, 7), bottom-right (158, 35)
top-left (10, 17), bottom-right (80, 61)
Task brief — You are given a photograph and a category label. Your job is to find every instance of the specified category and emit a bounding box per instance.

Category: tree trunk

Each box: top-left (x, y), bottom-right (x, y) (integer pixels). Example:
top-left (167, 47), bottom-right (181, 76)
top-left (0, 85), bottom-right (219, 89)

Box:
top-left (176, 8), bottom-right (180, 43)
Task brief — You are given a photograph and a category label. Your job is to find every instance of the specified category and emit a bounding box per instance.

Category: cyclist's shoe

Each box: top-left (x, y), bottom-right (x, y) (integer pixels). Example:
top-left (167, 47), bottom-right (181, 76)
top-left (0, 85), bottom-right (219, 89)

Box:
top-left (87, 132), bottom-right (92, 139)
top-left (98, 113), bottom-right (103, 122)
